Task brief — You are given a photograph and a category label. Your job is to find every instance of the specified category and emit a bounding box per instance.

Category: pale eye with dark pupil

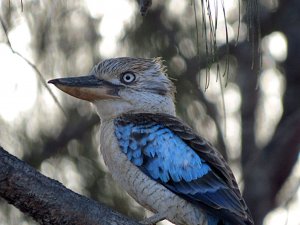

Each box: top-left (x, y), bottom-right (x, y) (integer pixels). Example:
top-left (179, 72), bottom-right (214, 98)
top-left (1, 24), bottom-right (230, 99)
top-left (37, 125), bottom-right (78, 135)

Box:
top-left (120, 72), bottom-right (136, 84)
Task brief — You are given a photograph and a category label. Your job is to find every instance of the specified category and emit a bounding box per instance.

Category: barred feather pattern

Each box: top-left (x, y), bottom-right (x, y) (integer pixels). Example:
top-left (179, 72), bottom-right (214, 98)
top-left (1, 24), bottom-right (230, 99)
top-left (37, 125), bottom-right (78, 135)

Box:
top-left (114, 113), bottom-right (254, 225)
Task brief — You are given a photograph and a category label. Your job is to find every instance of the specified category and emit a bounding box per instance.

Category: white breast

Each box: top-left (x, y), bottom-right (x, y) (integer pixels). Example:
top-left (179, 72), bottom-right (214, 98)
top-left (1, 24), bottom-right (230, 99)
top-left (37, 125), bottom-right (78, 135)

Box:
top-left (99, 120), bottom-right (207, 225)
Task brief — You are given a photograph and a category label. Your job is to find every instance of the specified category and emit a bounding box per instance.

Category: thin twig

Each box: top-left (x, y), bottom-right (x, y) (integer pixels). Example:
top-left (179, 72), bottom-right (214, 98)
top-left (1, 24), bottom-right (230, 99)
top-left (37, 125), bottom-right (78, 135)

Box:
top-left (0, 16), bottom-right (67, 118)
top-left (236, 0), bottom-right (241, 45)
top-left (196, 0), bottom-right (227, 137)
top-left (7, 1), bottom-right (24, 12)
top-left (199, 0), bottom-right (210, 90)
top-left (219, 73), bottom-right (227, 138)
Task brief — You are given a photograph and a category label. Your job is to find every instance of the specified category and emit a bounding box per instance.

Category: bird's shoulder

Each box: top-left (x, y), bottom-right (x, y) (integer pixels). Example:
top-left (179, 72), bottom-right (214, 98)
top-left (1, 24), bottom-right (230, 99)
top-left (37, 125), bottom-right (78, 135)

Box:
top-left (114, 112), bottom-right (235, 188)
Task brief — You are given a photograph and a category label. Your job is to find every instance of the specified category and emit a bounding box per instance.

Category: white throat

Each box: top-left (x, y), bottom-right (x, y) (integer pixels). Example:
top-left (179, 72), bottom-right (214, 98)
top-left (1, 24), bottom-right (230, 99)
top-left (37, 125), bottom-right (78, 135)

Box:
top-left (94, 93), bottom-right (176, 121)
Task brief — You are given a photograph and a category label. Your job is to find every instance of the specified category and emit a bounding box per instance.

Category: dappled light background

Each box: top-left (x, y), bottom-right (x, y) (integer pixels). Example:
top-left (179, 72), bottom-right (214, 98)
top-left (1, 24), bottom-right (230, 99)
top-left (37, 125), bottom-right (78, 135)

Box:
top-left (0, 1), bottom-right (299, 225)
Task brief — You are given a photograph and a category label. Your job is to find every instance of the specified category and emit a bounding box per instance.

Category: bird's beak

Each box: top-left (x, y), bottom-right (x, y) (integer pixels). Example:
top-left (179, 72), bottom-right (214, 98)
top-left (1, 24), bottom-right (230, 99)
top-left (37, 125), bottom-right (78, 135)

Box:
top-left (48, 75), bottom-right (121, 102)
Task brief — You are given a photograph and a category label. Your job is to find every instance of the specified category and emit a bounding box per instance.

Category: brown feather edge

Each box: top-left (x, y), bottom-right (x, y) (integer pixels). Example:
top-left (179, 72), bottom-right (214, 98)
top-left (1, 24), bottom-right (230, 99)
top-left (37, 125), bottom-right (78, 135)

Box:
top-left (118, 113), bottom-right (254, 225)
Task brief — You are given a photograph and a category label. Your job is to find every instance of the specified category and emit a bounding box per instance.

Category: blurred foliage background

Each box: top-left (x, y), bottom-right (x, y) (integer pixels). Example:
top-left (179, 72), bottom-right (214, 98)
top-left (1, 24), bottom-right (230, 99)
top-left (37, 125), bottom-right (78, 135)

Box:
top-left (0, 0), bottom-right (299, 225)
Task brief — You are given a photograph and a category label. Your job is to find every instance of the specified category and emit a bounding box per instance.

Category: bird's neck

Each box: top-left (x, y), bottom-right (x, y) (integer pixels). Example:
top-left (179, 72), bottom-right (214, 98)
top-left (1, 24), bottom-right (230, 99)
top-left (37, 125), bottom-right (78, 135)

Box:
top-left (94, 97), bottom-right (176, 122)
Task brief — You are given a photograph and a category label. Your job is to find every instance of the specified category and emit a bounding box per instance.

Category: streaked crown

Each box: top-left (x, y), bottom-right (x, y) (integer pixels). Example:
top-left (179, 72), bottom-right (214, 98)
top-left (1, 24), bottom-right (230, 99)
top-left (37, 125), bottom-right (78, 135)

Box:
top-left (93, 57), bottom-right (175, 98)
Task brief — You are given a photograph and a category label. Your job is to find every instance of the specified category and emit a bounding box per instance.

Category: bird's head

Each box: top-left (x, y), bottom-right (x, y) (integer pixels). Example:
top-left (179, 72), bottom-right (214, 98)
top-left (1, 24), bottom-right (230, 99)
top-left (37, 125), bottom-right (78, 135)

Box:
top-left (49, 57), bottom-right (176, 120)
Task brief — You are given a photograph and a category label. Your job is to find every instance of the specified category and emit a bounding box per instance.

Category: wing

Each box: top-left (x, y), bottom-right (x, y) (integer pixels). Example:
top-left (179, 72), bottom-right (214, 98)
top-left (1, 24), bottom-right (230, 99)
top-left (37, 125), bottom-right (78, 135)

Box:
top-left (114, 113), bottom-right (253, 225)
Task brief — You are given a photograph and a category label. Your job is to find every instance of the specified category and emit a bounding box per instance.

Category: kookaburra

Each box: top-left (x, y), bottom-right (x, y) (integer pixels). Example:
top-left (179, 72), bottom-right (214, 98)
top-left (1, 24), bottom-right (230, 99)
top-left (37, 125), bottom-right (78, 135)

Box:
top-left (49, 57), bottom-right (253, 225)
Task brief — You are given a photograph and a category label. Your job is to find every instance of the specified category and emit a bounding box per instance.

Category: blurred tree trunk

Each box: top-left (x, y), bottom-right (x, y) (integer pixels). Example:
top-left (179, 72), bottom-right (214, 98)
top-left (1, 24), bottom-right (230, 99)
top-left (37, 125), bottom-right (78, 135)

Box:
top-left (242, 0), bottom-right (300, 224)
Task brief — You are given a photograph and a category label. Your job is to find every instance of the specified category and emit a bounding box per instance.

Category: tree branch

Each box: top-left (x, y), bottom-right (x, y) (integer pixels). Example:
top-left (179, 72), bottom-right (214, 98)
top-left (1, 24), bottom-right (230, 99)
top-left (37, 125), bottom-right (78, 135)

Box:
top-left (0, 16), bottom-right (67, 118)
top-left (243, 1), bottom-right (300, 223)
top-left (0, 146), bottom-right (143, 225)
top-left (23, 110), bottom-right (100, 168)
top-left (243, 110), bottom-right (300, 225)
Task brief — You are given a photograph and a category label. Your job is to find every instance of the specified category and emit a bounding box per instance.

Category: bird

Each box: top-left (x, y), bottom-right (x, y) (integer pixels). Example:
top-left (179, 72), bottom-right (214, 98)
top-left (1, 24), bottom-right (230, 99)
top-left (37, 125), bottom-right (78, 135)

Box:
top-left (48, 57), bottom-right (254, 225)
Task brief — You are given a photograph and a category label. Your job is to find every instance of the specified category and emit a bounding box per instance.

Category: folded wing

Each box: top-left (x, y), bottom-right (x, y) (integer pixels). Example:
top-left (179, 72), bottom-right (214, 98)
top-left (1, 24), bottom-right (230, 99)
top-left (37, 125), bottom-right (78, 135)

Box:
top-left (114, 113), bottom-right (253, 225)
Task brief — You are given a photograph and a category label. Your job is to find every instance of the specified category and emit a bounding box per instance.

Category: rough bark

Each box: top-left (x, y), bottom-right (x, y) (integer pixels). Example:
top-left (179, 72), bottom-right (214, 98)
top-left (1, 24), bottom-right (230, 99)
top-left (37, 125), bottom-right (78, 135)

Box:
top-left (0, 146), bottom-right (142, 225)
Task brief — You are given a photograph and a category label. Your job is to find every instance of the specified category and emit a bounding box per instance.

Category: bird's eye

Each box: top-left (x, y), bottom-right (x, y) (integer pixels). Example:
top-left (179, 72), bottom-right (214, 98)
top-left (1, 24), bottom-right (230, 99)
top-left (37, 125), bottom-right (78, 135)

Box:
top-left (120, 72), bottom-right (136, 84)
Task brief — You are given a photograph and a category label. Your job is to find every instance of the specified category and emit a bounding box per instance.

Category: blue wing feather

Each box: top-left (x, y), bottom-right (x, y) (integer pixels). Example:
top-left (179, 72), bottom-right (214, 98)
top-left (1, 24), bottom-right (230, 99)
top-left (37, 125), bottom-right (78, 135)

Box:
top-left (116, 123), bottom-right (211, 183)
top-left (114, 113), bottom-right (253, 225)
